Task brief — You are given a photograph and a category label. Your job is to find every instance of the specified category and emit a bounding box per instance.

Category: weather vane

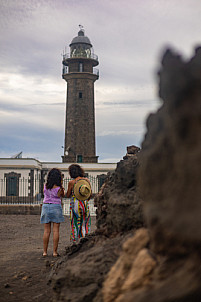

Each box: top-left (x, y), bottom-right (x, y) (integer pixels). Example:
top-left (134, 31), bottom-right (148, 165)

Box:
top-left (79, 24), bottom-right (84, 30)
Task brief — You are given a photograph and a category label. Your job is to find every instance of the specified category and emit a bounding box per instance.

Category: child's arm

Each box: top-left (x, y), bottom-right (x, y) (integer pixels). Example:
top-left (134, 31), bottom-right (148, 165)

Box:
top-left (58, 187), bottom-right (65, 198)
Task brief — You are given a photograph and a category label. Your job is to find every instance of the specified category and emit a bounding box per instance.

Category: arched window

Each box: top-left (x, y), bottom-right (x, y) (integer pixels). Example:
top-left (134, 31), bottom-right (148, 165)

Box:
top-left (5, 172), bottom-right (21, 196)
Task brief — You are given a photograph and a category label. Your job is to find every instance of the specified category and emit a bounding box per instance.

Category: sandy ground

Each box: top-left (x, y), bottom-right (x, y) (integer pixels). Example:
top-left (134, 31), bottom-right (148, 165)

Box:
top-left (0, 214), bottom-right (96, 302)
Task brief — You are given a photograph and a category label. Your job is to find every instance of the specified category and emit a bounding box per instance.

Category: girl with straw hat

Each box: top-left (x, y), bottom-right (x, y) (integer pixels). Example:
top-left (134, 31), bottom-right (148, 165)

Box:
top-left (66, 164), bottom-right (92, 242)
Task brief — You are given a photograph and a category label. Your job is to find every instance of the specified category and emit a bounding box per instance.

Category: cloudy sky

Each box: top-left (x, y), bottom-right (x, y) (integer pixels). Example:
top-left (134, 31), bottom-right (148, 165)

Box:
top-left (0, 0), bottom-right (200, 163)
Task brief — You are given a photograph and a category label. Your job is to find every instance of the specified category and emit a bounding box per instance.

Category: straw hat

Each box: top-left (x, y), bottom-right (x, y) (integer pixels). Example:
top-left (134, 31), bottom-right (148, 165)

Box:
top-left (73, 179), bottom-right (91, 201)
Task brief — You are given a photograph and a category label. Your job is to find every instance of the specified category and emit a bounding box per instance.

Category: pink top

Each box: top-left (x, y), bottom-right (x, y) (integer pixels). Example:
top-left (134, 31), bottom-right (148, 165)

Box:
top-left (43, 185), bottom-right (61, 204)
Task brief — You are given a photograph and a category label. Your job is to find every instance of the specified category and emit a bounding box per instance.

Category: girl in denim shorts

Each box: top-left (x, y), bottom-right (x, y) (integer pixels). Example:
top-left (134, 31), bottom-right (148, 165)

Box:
top-left (40, 168), bottom-right (65, 257)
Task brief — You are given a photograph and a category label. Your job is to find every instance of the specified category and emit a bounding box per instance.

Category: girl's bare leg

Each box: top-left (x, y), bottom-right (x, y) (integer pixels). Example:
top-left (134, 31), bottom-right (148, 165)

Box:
top-left (53, 223), bottom-right (60, 256)
top-left (43, 223), bottom-right (51, 256)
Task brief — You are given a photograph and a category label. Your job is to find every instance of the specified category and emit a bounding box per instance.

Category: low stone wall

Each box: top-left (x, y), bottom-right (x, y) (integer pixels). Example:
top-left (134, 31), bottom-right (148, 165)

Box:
top-left (0, 204), bottom-right (41, 215)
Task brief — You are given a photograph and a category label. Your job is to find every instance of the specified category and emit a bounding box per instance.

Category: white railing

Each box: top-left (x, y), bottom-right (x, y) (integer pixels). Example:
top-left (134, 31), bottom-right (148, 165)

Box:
top-left (63, 52), bottom-right (98, 61)
top-left (62, 66), bottom-right (99, 77)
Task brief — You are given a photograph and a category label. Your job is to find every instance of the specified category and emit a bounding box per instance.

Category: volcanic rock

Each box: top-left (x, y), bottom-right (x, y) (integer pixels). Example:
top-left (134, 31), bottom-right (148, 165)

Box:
top-left (94, 150), bottom-right (144, 235)
top-left (103, 47), bottom-right (201, 301)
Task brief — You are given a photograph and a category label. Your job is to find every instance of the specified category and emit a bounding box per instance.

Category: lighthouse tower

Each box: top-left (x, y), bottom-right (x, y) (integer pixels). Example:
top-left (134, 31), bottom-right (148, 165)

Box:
top-left (62, 26), bottom-right (99, 163)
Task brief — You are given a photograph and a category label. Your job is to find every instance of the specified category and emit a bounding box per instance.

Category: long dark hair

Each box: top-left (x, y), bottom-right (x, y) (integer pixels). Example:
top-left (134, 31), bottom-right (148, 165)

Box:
top-left (46, 168), bottom-right (63, 189)
top-left (69, 164), bottom-right (84, 179)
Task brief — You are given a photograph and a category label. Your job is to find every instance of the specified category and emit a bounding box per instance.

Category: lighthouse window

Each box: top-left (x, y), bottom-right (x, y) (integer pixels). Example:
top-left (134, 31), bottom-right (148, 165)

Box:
top-left (79, 92), bottom-right (82, 99)
top-left (79, 62), bottom-right (83, 72)
top-left (77, 155), bottom-right (83, 163)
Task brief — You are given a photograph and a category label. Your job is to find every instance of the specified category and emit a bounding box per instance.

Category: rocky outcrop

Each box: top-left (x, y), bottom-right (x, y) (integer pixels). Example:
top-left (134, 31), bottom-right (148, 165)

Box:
top-left (103, 228), bottom-right (156, 302)
top-left (102, 47), bottom-right (201, 301)
top-left (123, 145), bottom-right (140, 160)
top-left (50, 234), bottom-right (131, 302)
top-left (140, 47), bottom-right (201, 255)
top-left (94, 146), bottom-right (143, 235)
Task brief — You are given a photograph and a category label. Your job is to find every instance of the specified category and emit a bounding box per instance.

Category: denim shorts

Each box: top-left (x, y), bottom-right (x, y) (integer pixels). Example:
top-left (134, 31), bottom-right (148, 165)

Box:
top-left (40, 203), bottom-right (65, 224)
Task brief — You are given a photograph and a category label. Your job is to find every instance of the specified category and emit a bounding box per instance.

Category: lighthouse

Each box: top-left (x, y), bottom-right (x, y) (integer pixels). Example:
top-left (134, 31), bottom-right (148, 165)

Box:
top-left (62, 26), bottom-right (99, 163)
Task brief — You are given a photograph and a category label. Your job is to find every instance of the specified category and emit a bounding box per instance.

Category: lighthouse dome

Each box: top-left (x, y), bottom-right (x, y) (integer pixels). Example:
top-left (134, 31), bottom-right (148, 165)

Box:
top-left (69, 29), bottom-right (92, 47)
